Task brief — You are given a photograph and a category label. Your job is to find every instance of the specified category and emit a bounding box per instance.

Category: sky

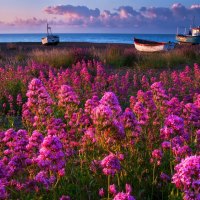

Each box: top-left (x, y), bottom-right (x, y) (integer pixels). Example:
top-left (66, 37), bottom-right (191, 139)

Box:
top-left (0, 0), bottom-right (200, 33)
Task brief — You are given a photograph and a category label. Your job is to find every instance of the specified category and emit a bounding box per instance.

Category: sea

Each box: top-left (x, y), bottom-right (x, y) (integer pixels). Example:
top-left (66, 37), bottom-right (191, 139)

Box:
top-left (0, 33), bottom-right (176, 44)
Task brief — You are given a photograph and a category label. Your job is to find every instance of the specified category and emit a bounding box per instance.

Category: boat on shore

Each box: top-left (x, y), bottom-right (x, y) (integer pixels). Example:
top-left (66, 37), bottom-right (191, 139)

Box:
top-left (134, 38), bottom-right (175, 52)
top-left (42, 24), bottom-right (59, 45)
top-left (176, 26), bottom-right (200, 44)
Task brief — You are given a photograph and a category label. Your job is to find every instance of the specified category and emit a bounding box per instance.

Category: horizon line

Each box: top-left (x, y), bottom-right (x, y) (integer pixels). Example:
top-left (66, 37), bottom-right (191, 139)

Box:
top-left (0, 32), bottom-right (176, 34)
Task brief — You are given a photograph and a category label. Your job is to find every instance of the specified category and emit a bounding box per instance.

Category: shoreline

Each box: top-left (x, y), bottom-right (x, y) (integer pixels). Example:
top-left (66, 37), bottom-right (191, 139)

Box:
top-left (0, 41), bottom-right (133, 48)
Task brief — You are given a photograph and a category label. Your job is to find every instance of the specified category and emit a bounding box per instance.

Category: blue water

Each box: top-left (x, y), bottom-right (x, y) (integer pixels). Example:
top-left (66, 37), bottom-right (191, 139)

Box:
top-left (0, 33), bottom-right (176, 44)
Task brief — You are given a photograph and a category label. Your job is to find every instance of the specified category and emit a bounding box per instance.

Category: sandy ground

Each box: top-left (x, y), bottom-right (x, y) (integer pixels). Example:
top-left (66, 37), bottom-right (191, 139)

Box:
top-left (0, 42), bottom-right (133, 54)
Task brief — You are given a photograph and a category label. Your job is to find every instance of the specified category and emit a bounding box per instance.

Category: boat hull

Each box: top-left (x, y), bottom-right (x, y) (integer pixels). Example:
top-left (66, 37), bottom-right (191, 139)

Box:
top-left (176, 35), bottom-right (200, 44)
top-left (42, 36), bottom-right (59, 45)
top-left (134, 38), bottom-right (175, 52)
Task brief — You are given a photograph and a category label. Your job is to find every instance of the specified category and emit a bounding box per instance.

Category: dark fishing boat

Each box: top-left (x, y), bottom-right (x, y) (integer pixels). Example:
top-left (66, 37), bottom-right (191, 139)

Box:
top-left (42, 24), bottom-right (60, 45)
top-left (134, 38), bottom-right (175, 52)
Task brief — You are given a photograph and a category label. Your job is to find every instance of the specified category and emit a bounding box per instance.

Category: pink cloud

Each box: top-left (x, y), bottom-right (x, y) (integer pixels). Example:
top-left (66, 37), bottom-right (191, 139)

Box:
top-left (43, 4), bottom-right (200, 31)
top-left (191, 4), bottom-right (200, 9)
top-left (0, 4), bottom-right (200, 33)
top-left (13, 17), bottom-right (47, 26)
top-left (44, 5), bottom-right (100, 18)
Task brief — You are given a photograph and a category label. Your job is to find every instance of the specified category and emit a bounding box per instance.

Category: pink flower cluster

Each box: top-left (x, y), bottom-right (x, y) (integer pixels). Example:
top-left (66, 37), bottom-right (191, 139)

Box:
top-left (172, 155), bottom-right (200, 200)
top-left (35, 135), bottom-right (66, 176)
top-left (101, 153), bottom-right (121, 176)
top-left (151, 149), bottom-right (163, 166)
top-left (23, 78), bottom-right (53, 129)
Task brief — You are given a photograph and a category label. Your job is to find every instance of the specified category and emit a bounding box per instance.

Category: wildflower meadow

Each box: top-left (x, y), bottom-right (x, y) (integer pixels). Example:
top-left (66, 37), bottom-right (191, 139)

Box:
top-left (0, 60), bottom-right (199, 200)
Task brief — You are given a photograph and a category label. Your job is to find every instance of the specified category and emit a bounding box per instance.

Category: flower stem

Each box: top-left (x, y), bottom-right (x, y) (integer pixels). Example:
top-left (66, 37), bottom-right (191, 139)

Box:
top-left (107, 175), bottom-right (110, 200)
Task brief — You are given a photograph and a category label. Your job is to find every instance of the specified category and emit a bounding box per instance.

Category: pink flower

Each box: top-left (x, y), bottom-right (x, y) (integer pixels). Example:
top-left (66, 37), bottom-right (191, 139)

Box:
top-left (58, 85), bottom-right (80, 107)
top-left (109, 184), bottom-right (117, 195)
top-left (91, 104), bottom-right (113, 128)
top-left (60, 195), bottom-right (70, 200)
top-left (151, 149), bottom-right (163, 165)
top-left (36, 135), bottom-right (65, 174)
top-left (172, 155), bottom-right (200, 200)
top-left (100, 92), bottom-right (122, 117)
top-left (113, 192), bottom-right (135, 200)
top-left (101, 153), bottom-right (121, 176)
top-left (125, 184), bottom-right (132, 194)
top-left (120, 108), bottom-right (141, 138)
top-left (84, 95), bottom-right (99, 115)
top-left (133, 102), bottom-right (149, 125)
top-left (99, 188), bottom-right (105, 197)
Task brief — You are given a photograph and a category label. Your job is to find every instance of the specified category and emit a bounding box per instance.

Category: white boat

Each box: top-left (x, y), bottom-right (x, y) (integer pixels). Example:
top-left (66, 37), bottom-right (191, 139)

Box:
top-left (134, 38), bottom-right (176, 52)
top-left (42, 24), bottom-right (59, 45)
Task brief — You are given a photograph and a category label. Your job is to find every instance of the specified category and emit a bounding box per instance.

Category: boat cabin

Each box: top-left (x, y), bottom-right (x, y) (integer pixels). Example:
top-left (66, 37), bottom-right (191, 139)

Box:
top-left (192, 27), bottom-right (200, 36)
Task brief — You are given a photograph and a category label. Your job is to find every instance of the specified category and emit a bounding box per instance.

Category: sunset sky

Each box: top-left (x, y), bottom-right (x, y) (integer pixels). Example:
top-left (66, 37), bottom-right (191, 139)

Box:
top-left (0, 0), bottom-right (200, 33)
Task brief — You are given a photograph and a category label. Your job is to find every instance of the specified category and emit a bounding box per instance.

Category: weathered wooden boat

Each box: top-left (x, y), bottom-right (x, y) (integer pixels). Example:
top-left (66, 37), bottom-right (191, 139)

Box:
top-left (176, 27), bottom-right (200, 44)
top-left (134, 38), bottom-right (175, 52)
top-left (42, 24), bottom-right (59, 45)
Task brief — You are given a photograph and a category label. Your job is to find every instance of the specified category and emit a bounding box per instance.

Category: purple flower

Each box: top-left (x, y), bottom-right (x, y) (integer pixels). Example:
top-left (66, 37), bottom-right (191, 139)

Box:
top-left (160, 172), bottom-right (171, 183)
top-left (17, 93), bottom-right (23, 107)
top-left (68, 108), bottom-right (91, 134)
top-left (23, 78), bottom-right (53, 129)
top-left (107, 120), bottom-right (126, 140)
top-left (26, 130), bottom-right (44, 157)
top-left (91, 104), bottom-right (113, 128)
top-left (161, 141), bottom-right (171, 150)
top-left (82, 127), bottom-right (96, 144)
top-left (89, 160), bottom-right (101, 173)
top-left (47, 118), bottom-right (68, 143)
top-left (196, 129), bottom-right (200, 149)
top-left (120, 108), bottom-right (141, 138)
top-left (133, 102), bottom-right (149, 125)
top-left (101, 153), bottom-right (121, 176)
top-left (172, 145), bottom-right (192, 161)
top-left (36, 135), bottom-right (65, 174)
top-left (34, 171), bottom-right (55, 189)
top-left (137, 90), bottom-right (156, 114)
top-left (160, 115), bottom-right (186, 140)
top-left (151, 149), bottom-right (163, 165)
top-left (130, 96), bottom-right (137, 111)
top-left (100, 92), bottom-right (122, 117)
top-left (165, 97), bottom-right (182, 116)
top-left (165, 115), bottom-right (184, 132)
top-left (141, 75), bottom-right (149, 89)
top-left (58, 85), bottom-right (80, 107)
top-left (182, 103), bottom-right (200, 129)
top-left (0, 180), bottom-right (7, 199)
top-left (172, 155), bottom-right (200, 200)
top-left (150, 81), bottom-right (169, 103)
top-left (84, 95), bottom-right (99, 115)
top-left (60, 195), bottom-right (71, 200)
top-left (194, 93), bottom-right (200, 109)
top-left (2, 129), bottom-right (29, 176)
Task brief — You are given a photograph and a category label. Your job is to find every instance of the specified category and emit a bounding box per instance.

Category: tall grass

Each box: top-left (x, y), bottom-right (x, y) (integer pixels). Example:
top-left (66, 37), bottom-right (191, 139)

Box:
top-left (135, 45), bottom-right (200, 69)
top-left (31, 48), bottom-right (93, 68)
top-left (30, 45), bottom-right (200, 70)
top-left (1, 43), bottom-right (200, 69)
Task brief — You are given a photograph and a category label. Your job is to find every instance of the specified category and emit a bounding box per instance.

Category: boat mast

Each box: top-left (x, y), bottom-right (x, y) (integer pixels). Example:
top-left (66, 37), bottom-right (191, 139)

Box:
top-left (47, 23), bottom-right (52, 35)
top-left (192, 16), bottom-right (195, 28)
